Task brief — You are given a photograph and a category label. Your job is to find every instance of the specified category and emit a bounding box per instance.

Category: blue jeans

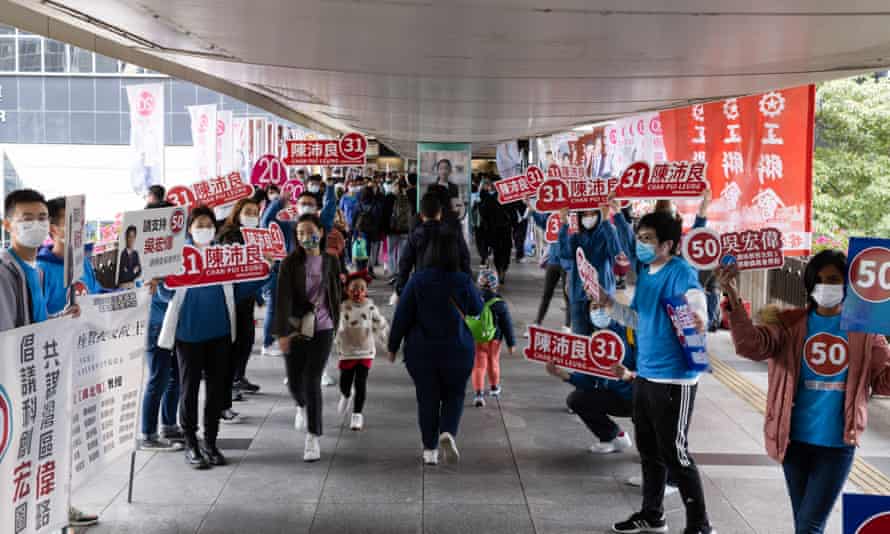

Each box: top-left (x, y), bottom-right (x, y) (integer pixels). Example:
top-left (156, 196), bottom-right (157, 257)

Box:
top-left (570, 300), bottom-right (592, 336)
top-left (782, 440), bottom-right (855, 534)
top-left (406, 359), bottom-right (473, 450)
top-left (262, 262), bottom-right (279, 348)
top-left (706, 288), bottom-right (721, 330)
top-left (140, 323), bottom-right (180, 439)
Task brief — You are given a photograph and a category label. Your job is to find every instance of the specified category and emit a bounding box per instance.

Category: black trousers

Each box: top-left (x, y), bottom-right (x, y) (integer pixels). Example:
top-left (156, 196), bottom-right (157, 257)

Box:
top-left (340, 364), bottom-right (370, 413)
top-left (474, 227), bottom-right (489, 264)
top-left (566, 388), bottom-right (632, 442)
top-left (284, 330), bottom-right (334, 436)
top-left (535, 264), bottom-right (570, 327)
top-left (512, 219), bottom-right (529, 260)
top-left (490, 229), bottom-right (512, 274)
top-left (177, 336), bottom-right (230, 447)
top-left (633, 378), bottom-right (709, 529)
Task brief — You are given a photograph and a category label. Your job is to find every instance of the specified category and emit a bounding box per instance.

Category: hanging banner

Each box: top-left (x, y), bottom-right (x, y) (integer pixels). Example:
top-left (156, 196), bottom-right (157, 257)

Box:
top-left (125, 84), bottom-right (165, 196)
top-left (114, 205), bottom-right (188, 286)
top-left (494, 166), bottom-right (544, 204)
top-left (250, 154), bottom-right (288, 187)
top-left (523, 325), bottom-right (623, 379)
top-left (536, 132), bottom-right (578, 169)
top-left (283, 133), bottom-right (367, 166)
top-left (659, 85), bottom-right (814, 255)
top-left (535, 177), bottom-right (617, 212)
top-left (232, 118), bottom-right (249, 179)
top-left (568, 128), bottom-right (611, 179)
top-left (240, 222), bottom-right (287, 260)
top-left (495, 140), bottom-right (523, 179)
top-left (70, 290), bottom-right (147, 489)
top-left (841, 237), bottom-right (890, 335)
top-left (187, 104), bottom-right (218, 182)
top-left (604, 112), bottom-right (667, 174)
top-left (543, 212), bottom-right (578, 243)
top-left (843, 494), bottom-right (890, 534)
top-left (216, 110), bottom-right (234, 176)
top-left (166, 173), bottom-right (254, 210)
top-left (63, 195), bottom-right (86, 289)
top-left (164, 244), bottom-right (270, 288)
top-left (682, 227), bottom-right (784, 271)
top-left (613, 161), bottom-right (709, 199)
top-left (0, 320), bottom-right (72, 534)
top-left (663, 295), bottom-right (709, 371)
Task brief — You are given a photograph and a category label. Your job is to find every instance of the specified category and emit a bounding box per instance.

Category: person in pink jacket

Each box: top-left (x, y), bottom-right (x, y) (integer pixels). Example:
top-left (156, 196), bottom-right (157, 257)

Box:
top-left (717, 250), bottom-right (890, 534)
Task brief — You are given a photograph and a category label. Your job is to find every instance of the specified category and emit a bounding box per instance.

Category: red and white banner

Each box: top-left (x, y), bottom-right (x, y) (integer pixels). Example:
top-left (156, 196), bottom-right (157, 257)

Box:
top-left (576, 248), bottom-right (600, 301)
top-left (543, 212), bottom-right (578, 243)
top-left (604, 112), bottom-right (667, 174)
top-left (682, 227), bottom-right (784, 271)
top-left (165, 244), bottom-right (270, 288)
top-left (240, 222), bottom-right (287, 260)
top-left (659, 85), bottom-right (814, 255)
top-left (250, 154), bottom-right (288, 187)
top-left (523, 325), bottom-right (624, 379)
top-left (284, 132), bottom-right (367, 166)
top-left (535, 177), bottom-right (617, 212)
top-left (495, 166), bottom-right (544, 204)
top-left (216, 110), bottom-right (234, 176)
top-left (166, 172), bottom-right (254, 210)
top-left (546, 164), bottom-right (586, 179)
top-left (125, 83), bottom-right (165, 195)
top-left (613, 161), bottom-right (709, 200)
top-left (281, 180), bottom-right (305, 204)
top-left (187, 104), bottom-right (218, 182)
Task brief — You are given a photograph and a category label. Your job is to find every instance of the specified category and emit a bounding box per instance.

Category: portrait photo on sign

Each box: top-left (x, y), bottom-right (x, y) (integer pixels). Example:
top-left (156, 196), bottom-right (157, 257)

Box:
top-left (418, 147), bottom-right (471, 212)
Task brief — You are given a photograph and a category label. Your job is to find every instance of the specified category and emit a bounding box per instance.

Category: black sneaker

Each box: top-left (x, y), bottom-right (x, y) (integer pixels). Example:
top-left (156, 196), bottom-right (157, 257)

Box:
top-left (232, 389), bottom-right (244, 402)
top-left (683, 527), bottom-right (716, 534)
top-left (235, 378), bottom-right (261, 393)
top-left (202, 444), bottom-right (227, 466)
top-left (612, 512), bottom-right (668, 533)
top-left (185, 446), bottom-right (210, 469)
top-left (139, 438), bottom-right (184, 452)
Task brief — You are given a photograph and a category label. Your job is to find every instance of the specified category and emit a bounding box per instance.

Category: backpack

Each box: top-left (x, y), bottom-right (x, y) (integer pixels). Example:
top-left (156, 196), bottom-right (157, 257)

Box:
top-left (389, 194), bottom-right (412, 234)
top-left (464, 297), bottom-right (503, 343)
top-left (352, 237), bottom-right (368, 259)
top-left (356, 203), bottom-right (380, 237)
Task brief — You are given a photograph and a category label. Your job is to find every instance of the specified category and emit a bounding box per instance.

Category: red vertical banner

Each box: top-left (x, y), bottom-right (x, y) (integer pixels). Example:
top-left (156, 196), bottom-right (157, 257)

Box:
top-left (659, 85), bottom-right (814, 256)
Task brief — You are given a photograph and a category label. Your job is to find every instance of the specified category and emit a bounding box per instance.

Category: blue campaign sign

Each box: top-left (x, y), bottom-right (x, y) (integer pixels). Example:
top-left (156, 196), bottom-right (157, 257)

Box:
top-left (662, 294), bottom-right (709, 372)
top-left (843, 493), bottom-right (890, 533)
top-left (841, 237), bottom-right (890, 335)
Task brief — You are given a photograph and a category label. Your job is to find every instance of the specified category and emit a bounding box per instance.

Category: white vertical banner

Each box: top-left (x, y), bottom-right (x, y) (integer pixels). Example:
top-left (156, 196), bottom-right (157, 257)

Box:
top-left (232, 118), bottom-right (249, 179)
top-left (126, 84), bottom-right (165, 195)
top-left (216, 110), bottom-right (234, 176)
top-left (0, 320), bottom-right (73, 534)
top-left (63, 195), bottom-right (85, 289)
top-left (603, 112), bottom-right (666, 173)
top-left (187, 104), bottom-right (218, 181)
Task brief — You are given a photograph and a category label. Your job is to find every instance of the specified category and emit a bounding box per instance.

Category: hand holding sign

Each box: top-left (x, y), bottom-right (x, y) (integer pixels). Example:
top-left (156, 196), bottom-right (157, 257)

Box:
top-left (842, 237), bottom-right (890, 334)
top-left (613, 160), bottom-right (709, 200)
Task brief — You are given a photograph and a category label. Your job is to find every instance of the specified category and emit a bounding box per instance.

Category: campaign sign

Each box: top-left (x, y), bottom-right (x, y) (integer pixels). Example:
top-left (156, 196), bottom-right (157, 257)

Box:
top-left (535, 177), bottom-right (617, 212)
top-left (64, 194), bottom-right (86, 288)
top-left (524, 325), bottom-right (623, 379)
top-left (546, 164), bottom-right (586, 179)
top-left (281, 179), bottom-right (305, 204)
top-left (682, 227), bottom-right (784, 272)
top-left (495, 166), bottom-right (544, 204)
top-left (841, 237), bottom-right (890, 335)
top-left (166, 172), bottom-right (254, 209)
top-left (250, 154), bottom-right (288, 187)
top-left (663, 295), bottom-right (709, 371)
top-left (276, 205), bottom-right (300, 222)
top-left (115, 205), bottom-right (188, 284)
top-left (240, 222), bottom-right (287, 260)
top-left (843, 494), bottom-right (890, 534)
top-left (576, 248), bottom-right (600, 302)
top-left (613, 161), bottom-right (709, 200)
top-left (284, 132), bottom-right (367, 166)
top-left (165, 244), bottom-right (270, 288)
top-left (543, 212), bottom-right (578, 243)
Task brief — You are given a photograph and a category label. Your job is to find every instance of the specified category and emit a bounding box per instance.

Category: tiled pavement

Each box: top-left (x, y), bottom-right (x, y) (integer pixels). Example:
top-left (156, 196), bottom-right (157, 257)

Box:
top-left (71, 261), bottom-right (890, 534)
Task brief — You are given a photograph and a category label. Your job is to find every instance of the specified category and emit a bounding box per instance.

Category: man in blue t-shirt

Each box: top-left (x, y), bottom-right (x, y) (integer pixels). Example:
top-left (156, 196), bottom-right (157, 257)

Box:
top-left (594, 210), bottom-right (714, 534)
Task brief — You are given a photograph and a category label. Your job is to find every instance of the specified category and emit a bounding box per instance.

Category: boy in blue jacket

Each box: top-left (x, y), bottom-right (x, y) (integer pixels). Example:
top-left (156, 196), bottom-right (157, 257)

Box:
top-left (472, 269), bottom-right (516, 407)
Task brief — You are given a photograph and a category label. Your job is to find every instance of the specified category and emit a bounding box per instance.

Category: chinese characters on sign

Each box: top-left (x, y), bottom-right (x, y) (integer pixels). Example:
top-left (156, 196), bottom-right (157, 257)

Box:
top-left (63, 195), bottom-right (86, 289)
top-left (164, 244), bottom-right (270, 288)
top-left (612, 161), bottom-right (709, 199)
top-left (494, 166), bottom-right (545, 204)
top-left (576, 249), bottom-right (600, 302)
top-left (249, 154), bottom-right (288, 187)
top-left (523, 325), bottom-right (624, 379)
top-left (681, 227), bottom-right (784, 272)
top-left (535, 177), bottom-right (618, 212)
top-left (663, 295), bottom-right (709, 372)
top-left (166, 172), bottom-right (254, 210)
top-left (240, 222), bottom-right (287, 260)
top-left (841, 237), bottom-right (890, 335)
top-left (115, 206), bottom-right (188, 283)
top-left (283, 132), bottom-right (367, 166)
top-left (543, 212), bottom-right (578, 243)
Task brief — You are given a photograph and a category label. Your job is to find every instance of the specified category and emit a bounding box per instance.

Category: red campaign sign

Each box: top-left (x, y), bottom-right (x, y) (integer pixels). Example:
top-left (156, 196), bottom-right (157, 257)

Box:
top-left (613, 160), bottom-right (709, 199)
top-left (165, 244), bottom-right (270, 288)
top-left (250, 154), bottom-right (288, 187)
top-left (240, 222), bottom-right (287, 260)
top-left (281, 179), bottom-right (305, 203)
top-left (166, 172), bottom-right (254, 209)
top-left (547, 164), bottom-right (586, 179)
top-left (659, 85), bottom-right (814, 256)
top-left (576, 248), bottom-right (600, 302)
top-left (523, 325), bottom-right (624, 379)
top-left (682, 227), bottom-right (784, 271)
top-left (543, 212), bottom-right (578, 243)
top-left (535, 177), bottom-right (618, 212)
top-left (283, 132), bottom-right (367, 166)
top-left (495, 166), bottom-right (545, 204)
top-left (276, 205), bottom-right (300, 222)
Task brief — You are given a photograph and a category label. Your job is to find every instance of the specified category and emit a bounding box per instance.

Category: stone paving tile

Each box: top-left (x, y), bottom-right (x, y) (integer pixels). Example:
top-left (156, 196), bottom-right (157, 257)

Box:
top-left (423, 504), bottom-right (535, 534)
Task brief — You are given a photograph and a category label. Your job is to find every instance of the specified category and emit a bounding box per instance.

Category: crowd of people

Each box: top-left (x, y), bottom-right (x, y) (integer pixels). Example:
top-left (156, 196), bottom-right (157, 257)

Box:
top-left (3, 163), bottom-right (889, 533)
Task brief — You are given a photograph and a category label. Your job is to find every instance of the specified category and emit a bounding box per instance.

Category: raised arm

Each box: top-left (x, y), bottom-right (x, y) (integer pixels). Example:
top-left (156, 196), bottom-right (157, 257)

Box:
top-left (320, 184), bottom-right (337, 232)
top-left (718, 266), bottom-right (784, 362)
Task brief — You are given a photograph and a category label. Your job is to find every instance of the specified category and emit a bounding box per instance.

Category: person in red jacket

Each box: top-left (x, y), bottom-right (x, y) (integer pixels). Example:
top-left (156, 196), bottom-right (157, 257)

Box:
top-left (718, 250), bottom-right (890, 534)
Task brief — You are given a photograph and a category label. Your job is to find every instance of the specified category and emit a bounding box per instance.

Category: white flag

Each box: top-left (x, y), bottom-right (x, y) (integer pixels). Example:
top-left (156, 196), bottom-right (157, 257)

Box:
top-left (187, 104), bottom-right (218, 181)
top-left (232, 117), bottom-right (249, 178)
top-left (216, 110), bottom-right (234, 175)
top-left (126, 84), bottom-right (165, 195)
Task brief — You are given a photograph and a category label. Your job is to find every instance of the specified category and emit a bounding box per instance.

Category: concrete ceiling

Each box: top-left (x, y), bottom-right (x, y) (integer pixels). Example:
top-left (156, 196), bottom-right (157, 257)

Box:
top-left (7, 1), bottom-right (890, 157)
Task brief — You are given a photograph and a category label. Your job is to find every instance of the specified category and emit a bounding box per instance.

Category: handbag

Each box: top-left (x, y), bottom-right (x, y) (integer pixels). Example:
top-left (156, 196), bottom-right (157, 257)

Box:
top-left (288, 310), bottom-right (316, 340)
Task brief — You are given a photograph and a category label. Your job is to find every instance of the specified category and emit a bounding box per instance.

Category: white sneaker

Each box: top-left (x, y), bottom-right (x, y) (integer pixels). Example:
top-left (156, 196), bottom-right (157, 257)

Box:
top-left (321, 373), bottom-right (336, 387)
top-left (262, 345), bottom-right (283, 357)
top-left (283, 377), bottom-right (289, 385)
top-left (294, 406), bottom-right (306, 431)
top-left (473, 394), bottom-right (485, 408)
top-left (220, 409), bottom-right (242, 424)
top-left (590, 432), bottom-right (631, 454)
top-left (304, 433), bottom-right (321, 462)
top-left (389, 293), bottom-right (399, 306)
top-left (438, 432), bottom-right (460, 463)
top-left (338, 395), bottom-right (351, 415)
top-left (489, 385), bottom-right (502, 398)
top-left (423, 449), bottom-right (439, 465)
top-left (350, 413), bottom-right (363, 431)
top-left (613, 431), bottom-right (632, 451)
top-left (625, 475), bottom-right (679, 496)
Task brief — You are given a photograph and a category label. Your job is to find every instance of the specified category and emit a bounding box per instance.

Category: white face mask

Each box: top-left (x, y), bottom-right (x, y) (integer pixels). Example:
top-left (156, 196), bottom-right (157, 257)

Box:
top-left (811, 283), bottom-right (844, 308)
top-left (581, 215), bottom-right (599, 230)
top-left (297, 205), bottom-right (317, 216)
top-left (14, 220), bottom-right (49, 249)
top-left (307, 184), bottom-right (321, 194)
top-left (191, 228), bottom-right (215, 246)
top-left (589, 308), bottom-right (612, 329)
top-left (240, 215), bottom-right (259, 228)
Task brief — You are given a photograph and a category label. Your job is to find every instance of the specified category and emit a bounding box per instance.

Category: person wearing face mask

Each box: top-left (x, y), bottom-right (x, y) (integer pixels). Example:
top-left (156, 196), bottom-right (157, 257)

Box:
top-left (352, 185), bottom-right (385, 277)
top-left (544, 305), bottom-right (636, 454)
top-left (157, 205), bottom-right (269, 469)
top-left (718, 250), bottom-right (890, 534)
top-left (557, 207), bottom-right (623, 336)
top-left (273, 214), bottom-right (342, 462)
top-left (528, 201), bottom-right (571, 332)
top-left (477, 179), bottom-right (513, 282)
top-left (339, 179), bottom-right (364, 244)
top-left (306, 174), bottom-right (325, 206)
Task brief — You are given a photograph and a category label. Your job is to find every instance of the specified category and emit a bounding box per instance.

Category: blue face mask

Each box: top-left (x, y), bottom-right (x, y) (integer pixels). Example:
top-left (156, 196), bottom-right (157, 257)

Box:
top-left (589, 308), bottom-right (611, 329)
top-left (636, 241), bottom-right (657, 264)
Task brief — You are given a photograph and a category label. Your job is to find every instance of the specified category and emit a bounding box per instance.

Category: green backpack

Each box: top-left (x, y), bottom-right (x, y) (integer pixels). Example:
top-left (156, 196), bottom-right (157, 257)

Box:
top-left (465, 298), bottom-right (503, 343)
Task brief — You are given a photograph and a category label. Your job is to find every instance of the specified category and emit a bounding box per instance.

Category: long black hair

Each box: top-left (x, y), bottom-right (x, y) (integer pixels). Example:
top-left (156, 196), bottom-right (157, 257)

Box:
top-left (421, 230), bottom-right (460, 272)
top-left (803, 249), bottom-right (847, 309)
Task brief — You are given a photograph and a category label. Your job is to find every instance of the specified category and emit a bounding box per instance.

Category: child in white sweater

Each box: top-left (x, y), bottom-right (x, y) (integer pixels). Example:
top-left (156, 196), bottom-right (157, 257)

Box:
top-left (335, 270), bottom-right (389, 430)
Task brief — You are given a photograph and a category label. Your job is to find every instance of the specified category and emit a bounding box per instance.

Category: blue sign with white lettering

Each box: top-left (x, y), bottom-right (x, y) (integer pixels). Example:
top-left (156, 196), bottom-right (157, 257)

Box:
top-left (662, 294), bottom-right (709, 372)
top-left (841, 237), bottom-right (890, 335)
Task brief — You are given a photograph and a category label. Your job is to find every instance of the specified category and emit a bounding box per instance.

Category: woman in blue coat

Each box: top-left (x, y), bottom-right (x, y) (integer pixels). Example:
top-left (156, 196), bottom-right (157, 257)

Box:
top-left (388, 232), bottom-right (483, 466)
